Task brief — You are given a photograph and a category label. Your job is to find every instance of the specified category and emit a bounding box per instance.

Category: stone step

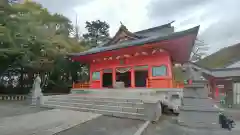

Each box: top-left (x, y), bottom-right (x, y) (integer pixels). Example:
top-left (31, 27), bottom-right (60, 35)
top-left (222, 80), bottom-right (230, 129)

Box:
top-left (184, 84), bottom-right (205, 88)
top-left (44, 100), bottom-right (145, 113)
top-left (181, 106), bottom-right (219, 112)
top-left (178, 119), bottom-right (220, 129)
top-left (178, 110), bottom-right (219, 128)
top-left (42, 95), bottom-right (162, 121)
top-left (47, 97), bottom-right (145, 108)
top-left (42, 104), bottom-right (146, 120)
top-left (51, 95), bottom-right (143, 103)
top-left (182, 98), bottom-right (215, 106)
top-left (70, 89), bottom-right (158, 96)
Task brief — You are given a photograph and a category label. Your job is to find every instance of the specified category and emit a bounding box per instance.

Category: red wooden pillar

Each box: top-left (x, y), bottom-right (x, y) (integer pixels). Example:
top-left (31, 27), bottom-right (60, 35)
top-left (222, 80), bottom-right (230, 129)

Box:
top-left (131, 67), bottom-right (135, 88)
top-left (112, 68), bottom-right (116, 87)
top-left (215, 85), bottom-right (219, 98)
top-left (212, 79), bottom-right (219, 99)
top-left (100, 70), bottom-right (103, 89)
top-left (148, 65), bottom-right (152, 79)
top-left (89, 66), bottom-right (93, 88)
top-left (147, 65), bottom-right (152, 88)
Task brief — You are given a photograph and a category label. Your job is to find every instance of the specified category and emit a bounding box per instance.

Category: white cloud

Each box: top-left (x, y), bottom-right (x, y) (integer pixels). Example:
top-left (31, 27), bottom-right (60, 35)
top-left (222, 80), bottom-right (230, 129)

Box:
top-left (33, 0), bottom-right (91, 14)
top-left (148, 0), bottom-right (240, 54)
top-left (35, 0), bottom-right (240, 54)
top-left (73, 0), bottom-right (151, 36)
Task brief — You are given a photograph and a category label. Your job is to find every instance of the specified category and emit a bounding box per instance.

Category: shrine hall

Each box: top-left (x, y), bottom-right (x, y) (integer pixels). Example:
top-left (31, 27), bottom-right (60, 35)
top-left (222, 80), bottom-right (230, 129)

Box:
top-left (69, 22), bottom-right (199, 89)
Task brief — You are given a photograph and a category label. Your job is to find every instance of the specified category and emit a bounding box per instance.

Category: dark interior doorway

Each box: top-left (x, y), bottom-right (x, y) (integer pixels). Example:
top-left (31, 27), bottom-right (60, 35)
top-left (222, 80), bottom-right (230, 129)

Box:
top-left (135, 70), bottom-right (148, 87)
top-left (102, 69), bottom-right (113, 88)
top-left (116, 72), bottom-right (131, 87)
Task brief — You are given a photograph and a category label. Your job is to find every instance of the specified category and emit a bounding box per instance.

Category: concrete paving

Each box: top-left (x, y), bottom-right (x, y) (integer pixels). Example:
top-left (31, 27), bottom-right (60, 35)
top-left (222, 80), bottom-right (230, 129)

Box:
top-left (0, 101), bottom-right (48, 118)
top-left (143, 115), bottom-right (240, 135)
top-left (0, 109), bottom-right (101, 135)
top-left (56, 116), bottom-right (143, 135)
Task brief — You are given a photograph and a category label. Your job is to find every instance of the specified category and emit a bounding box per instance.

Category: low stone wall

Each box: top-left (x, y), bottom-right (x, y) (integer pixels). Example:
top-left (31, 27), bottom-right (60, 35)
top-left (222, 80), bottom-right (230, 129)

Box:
top-left (0, 95), bottom-right (27, 101)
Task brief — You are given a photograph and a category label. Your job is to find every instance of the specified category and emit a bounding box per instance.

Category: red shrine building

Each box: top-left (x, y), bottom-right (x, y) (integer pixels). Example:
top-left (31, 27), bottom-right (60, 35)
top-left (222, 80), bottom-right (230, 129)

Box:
top-left (69, 22), bottom-right (199, 89)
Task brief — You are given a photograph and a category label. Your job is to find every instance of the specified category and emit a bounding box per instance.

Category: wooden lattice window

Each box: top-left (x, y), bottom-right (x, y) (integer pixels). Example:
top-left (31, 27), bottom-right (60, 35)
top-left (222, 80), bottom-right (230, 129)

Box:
top-left (152, 65), bottom-right (167, 77)
top-left (92, 71), bottom-right (100, 80)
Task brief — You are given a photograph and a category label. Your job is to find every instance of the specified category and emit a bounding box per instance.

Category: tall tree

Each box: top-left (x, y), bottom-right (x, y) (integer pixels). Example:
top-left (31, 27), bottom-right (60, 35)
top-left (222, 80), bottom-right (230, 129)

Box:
top-left (190, 39), bottom-right (209, 62)
top-left (83, 20), bottom-right (110, 47)
top-left (0, 0), bottom-right (86, 87)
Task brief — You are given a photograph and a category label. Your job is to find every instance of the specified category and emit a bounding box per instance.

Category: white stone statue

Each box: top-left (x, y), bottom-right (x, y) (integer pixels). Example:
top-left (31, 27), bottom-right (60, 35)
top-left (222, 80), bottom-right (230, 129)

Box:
top-left (30, 74), bottom-right (43, 105)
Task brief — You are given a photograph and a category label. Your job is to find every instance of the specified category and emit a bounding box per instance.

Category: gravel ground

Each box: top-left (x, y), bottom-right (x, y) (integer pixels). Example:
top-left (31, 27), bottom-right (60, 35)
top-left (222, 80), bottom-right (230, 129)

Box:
top-left (0, 101), bottom-right (49, 118)
top-left (56, 116), bottom-right (143, 135)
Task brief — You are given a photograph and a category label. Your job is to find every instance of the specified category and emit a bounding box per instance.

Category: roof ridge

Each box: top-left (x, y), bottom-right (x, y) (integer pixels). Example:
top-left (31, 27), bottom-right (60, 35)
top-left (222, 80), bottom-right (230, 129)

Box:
top-left (68, 25), bottom-right (199, 57)
top-left (134, 21), bottom-right (175, 34)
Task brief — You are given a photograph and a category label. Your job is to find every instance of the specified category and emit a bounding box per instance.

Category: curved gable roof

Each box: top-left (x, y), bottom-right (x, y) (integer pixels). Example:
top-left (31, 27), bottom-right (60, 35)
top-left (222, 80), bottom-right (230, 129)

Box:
top-left (102, 21), bottom-right (175, 47)
top-left (69, 26), bottom-right (199, 58)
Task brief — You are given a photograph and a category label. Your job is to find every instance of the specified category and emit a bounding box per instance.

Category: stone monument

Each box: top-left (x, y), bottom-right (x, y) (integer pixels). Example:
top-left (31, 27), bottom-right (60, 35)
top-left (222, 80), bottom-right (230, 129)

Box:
top-left (29, 74), bottom-right (43, 106)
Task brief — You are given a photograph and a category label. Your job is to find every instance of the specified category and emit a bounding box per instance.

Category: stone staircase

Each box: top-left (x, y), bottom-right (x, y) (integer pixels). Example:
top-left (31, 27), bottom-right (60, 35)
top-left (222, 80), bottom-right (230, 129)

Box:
top-left (184, 80), bottom-right (207, 89)
top-left (42, 95), bottom-right (162, 122)
top-left (178, 80), bottom-right (220, 128)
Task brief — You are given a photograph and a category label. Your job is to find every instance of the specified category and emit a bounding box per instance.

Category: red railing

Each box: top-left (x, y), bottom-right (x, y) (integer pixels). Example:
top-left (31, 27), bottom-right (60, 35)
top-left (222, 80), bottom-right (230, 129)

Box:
top-left (72, 82), bottom-right (90, 89)
top-left (147, 78), bottom-right (184, 88)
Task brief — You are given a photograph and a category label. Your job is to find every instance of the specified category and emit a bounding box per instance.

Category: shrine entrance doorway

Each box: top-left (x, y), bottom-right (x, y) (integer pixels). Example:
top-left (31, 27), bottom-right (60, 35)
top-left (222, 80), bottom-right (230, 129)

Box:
top-left (116, 67), bottom-right (131, 88)
top-left (134, 65), bottom-right (148, 87)
top-left (102, 69), bottom-right (113, 88)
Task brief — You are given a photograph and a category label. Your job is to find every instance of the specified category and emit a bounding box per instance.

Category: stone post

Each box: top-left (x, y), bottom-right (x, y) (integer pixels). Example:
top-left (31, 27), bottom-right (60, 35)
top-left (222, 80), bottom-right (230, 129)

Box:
top-left (143, 99), bottom-right (162, 122)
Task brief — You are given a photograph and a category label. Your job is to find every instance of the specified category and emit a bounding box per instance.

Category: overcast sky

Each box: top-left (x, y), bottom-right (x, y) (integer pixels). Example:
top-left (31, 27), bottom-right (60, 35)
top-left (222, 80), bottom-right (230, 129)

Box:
top-left (34, 0), bottom-right (240, 54)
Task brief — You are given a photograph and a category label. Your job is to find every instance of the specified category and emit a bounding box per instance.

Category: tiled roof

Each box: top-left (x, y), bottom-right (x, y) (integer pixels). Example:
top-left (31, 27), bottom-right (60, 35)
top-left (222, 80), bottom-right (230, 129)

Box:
top-left (134, 21), bottom-right (174, 37)
top-left (69, 26), bottom-right (199, 57)
top-left (189, 62), bottom-right (240, 78)
top-left (83, 22), bottom-right (175, 50)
